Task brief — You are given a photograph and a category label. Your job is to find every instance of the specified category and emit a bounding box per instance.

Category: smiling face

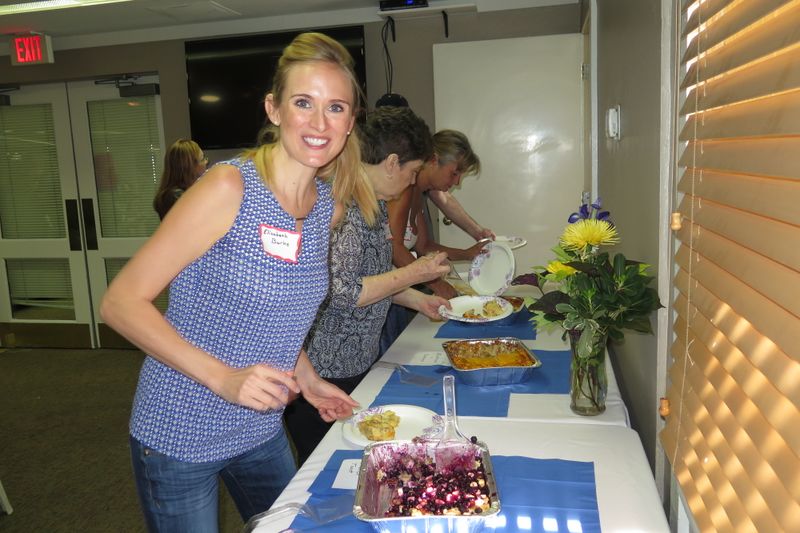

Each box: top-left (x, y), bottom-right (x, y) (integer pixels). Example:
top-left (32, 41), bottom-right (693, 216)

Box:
top-left (265, 60), bottom-right (356, 171)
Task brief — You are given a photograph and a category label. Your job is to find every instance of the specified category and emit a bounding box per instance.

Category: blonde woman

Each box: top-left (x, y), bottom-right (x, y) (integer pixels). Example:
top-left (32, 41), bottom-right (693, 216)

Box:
top-left (101, 33), bottom-right (369, 531)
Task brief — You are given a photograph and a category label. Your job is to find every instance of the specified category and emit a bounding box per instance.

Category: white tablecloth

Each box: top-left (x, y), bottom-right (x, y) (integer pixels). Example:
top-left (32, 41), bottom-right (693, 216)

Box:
top-left (375, 311), bottom-right (629, 427)
top-left (253, 420), bottom-right (668, 532)
top-left (247, 300), bottom-right (668, 532)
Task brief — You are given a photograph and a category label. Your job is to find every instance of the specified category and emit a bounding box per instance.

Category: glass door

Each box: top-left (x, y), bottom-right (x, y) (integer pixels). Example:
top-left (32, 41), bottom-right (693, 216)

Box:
top-left (0, 79), bottom-right (164, 348)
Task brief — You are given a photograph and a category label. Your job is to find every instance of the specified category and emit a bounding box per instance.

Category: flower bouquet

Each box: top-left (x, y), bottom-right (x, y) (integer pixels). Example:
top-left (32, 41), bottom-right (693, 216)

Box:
top-left (514, 199), bottom-right (662, 415)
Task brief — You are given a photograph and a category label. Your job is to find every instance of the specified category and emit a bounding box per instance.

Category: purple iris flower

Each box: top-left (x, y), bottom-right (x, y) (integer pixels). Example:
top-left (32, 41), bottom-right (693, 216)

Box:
top-left (568, 197), bottom-right (612, 225)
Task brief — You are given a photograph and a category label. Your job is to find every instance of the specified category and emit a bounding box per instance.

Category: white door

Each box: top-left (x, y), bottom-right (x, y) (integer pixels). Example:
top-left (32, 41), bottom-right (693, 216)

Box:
top-left (433, 34), bottom-right (585, 273)
top-left (0, 79), bottom-right (165, 348)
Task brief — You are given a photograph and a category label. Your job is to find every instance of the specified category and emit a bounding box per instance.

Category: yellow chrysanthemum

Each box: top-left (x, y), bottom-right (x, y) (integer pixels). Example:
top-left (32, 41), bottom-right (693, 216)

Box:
top-left (560, 219), bottom-right (619, 251)
top-left (546, 261), bottom-right (577, 276)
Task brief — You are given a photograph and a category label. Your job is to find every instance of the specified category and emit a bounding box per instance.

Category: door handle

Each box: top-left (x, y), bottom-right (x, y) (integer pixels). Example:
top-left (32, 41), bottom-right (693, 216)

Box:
top-left (65, 199), bottom-right (82, 251)
top-left (442, 217), bottom-right (453, 226)
top-left (81, 198), bottom-right (98, 251)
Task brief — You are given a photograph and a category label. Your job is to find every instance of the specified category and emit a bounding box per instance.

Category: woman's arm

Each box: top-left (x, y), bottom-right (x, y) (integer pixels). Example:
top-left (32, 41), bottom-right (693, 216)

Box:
top-left (356, 253), bottom-right (449, 307)
top-left (392, 288), bottom-right (450, 320)
top-left (100, 165), bottom-right (299, 410)
top-left (328, 204), bottom-right (449, 308)
top-left (414, 207), bottom-right (489, 262)
top-left (294, 350), bottom-right (359, 421)
top-left (387, 188), bottom-right (418, 269)
top-left (428, 190), bottom-right (495, 241)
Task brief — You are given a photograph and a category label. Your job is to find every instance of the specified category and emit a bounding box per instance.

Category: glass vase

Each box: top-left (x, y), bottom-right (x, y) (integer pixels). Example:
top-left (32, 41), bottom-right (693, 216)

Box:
top-left (567, 329), bottom-right (608, 416)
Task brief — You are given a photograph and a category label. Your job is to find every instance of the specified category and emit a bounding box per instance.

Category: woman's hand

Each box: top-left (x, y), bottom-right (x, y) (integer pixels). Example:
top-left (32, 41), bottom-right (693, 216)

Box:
top-left (301, 378), bottom-right (360, 422)
top-left (408, 251), bottom-right (450, 284)
top-left (415, 293), bottom-right (450, 320)
top-left (463, 239), bottom-right (491, 261)
top-left (293, 350), bottom-right (359, 421)
top-left (474, 227), bottom-right (496, 241)
top-left (393, 288), bottom-right (451, 320)
top-left (214, 364), bottom-right (301, 412)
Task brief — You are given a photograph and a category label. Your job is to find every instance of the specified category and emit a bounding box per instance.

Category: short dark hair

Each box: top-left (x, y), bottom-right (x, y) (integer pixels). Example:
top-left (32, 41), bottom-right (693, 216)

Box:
top-left (359, 107), bottom-right (433, 165)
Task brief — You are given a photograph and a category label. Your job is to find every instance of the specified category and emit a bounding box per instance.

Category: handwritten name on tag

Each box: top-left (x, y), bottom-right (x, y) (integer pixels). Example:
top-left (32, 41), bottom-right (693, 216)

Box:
top-left (259, 224), bottom-right (301, 263)
top-left (332, 459), bottom-right (361, 490)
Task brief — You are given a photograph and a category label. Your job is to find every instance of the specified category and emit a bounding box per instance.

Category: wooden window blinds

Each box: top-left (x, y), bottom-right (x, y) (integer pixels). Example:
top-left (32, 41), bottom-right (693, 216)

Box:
top-left (661, 0), bottom-right (800, 531)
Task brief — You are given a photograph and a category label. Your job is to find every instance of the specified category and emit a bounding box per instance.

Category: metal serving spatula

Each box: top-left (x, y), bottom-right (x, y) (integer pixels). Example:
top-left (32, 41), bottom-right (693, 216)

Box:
top-left (373, 361), bottom-right (438, 387)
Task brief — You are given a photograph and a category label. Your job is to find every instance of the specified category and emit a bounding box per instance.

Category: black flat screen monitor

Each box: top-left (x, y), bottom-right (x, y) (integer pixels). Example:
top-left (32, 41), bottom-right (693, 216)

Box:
top-left (185, 26), bottom-right (366, 150)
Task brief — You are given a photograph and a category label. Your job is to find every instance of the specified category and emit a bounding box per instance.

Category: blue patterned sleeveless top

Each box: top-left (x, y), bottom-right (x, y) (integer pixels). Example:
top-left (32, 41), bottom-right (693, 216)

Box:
top-left (130, 158), bottom-right (333, 462)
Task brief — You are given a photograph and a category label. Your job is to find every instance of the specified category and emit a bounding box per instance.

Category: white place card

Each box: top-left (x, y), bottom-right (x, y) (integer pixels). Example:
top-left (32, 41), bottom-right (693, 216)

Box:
top-left (415, 352), bottom-right (449, 365)
top-left (332, 459), bottom-right (361, 490)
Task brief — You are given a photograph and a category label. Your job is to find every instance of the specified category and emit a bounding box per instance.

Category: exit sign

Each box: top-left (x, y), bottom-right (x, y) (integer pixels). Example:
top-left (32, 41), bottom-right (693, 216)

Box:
top-left (10, 33), bottom-right (55, 66)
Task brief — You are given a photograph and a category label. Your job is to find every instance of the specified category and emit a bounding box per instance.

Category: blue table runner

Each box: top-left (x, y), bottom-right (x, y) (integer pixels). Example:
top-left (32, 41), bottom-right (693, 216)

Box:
top-left (370, 349), bottom-right (571, 417)
top-left (289, 449), bottom-right (600, 533)
top-left (435, 307), bottom-right (537, 340)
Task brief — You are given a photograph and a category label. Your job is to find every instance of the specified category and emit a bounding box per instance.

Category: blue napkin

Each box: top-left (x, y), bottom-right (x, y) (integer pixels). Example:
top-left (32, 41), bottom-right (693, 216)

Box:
top-left (289, 450), bottom-right (600, 533)
top-left (435, 306), bottom-right (537, 339)
top-left (369, 350), bottom-right (571, 417)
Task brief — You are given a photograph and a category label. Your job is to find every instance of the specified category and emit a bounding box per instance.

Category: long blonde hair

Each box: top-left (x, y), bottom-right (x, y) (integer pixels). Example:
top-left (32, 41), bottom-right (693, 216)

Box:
top-left (244, 32), bottom-right (377, 226)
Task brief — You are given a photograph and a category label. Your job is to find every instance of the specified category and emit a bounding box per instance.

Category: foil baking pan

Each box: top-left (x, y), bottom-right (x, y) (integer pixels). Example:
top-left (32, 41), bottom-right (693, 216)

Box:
top-left (442, 337), bottom-right (541, 386)
top-left (353, 439), bottom-right (500, 533)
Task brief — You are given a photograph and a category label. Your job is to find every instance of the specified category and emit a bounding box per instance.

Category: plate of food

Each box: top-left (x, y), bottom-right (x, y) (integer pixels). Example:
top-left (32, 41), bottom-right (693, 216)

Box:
top-left (494, 235), bottom-right (527, 250)
top-left (342, 404), bottom-right (440, 448)
top-left (500, 295), bottom-right (525, 312)
top-left (468, 242), bottom-right (515, 296)
top-left (438, 295), bottom-right (513, 323)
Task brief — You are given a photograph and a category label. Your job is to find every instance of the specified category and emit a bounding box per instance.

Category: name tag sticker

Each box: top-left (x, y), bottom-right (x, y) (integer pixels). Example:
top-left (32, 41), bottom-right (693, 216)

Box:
top-left (332, 459), bottom-right (361, 490)
top-left (259, 224), bottom-right (301, 263)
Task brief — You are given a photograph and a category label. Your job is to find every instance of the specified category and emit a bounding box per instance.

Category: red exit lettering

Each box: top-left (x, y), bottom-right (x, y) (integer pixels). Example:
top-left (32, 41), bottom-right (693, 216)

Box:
top-left (14, 35), bottom-right (43, 64)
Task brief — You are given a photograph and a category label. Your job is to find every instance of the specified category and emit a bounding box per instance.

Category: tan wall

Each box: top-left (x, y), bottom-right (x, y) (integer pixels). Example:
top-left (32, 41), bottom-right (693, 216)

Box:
top-left (596, 0), bottom-right (663, 470)
top-left (0, 40), bottom-right (191, 147)
top-left (363, 5), bottom-right (580, 128)
top-left (0, 4), bottom-right (577, 150)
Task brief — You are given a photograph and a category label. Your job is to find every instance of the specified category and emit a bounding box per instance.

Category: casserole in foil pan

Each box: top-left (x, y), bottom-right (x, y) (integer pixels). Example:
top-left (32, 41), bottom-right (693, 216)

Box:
top-left (353, 439), bottom-right (500, 533)
top-left (442, 337), bottom-right (542, 386)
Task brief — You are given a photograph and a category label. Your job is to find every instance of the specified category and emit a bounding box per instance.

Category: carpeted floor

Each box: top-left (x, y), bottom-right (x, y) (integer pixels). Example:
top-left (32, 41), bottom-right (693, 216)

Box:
top-left (0, 348), bottom-right (242, 532)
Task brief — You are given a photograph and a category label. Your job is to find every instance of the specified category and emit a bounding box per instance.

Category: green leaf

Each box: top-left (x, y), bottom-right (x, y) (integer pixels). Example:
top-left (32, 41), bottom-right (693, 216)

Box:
top-left (529, 291), bottom-right (571, 315)
top-left (613, 253), bottom-right (626, 278)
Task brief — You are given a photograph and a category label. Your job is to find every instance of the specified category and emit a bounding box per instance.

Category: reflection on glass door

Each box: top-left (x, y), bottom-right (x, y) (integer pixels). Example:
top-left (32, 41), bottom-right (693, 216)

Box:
top-left (0, 79), bottom-right (164, 348)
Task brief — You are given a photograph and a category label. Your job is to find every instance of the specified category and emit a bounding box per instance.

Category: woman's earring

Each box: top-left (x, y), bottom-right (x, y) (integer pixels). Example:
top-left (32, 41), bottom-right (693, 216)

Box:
top-left (347, 130), bottom-right (351, 136)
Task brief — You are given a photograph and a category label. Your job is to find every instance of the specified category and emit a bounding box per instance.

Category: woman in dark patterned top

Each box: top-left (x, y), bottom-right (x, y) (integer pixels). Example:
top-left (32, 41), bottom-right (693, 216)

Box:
top-left (284, 106), bottom-right (451, 464)
top-left (101, 33), bottom-right (368, 531)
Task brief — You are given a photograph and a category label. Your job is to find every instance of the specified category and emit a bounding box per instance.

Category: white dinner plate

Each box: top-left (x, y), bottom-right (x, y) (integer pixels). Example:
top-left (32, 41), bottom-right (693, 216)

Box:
top-left (438, 295), bottom-right (513, 323)
top-left (342, 404), bottom-right (440, 448)
top-left (495, 235), bottom-right (527, 250)
top-left (468, 241), bottom-right (515, 296)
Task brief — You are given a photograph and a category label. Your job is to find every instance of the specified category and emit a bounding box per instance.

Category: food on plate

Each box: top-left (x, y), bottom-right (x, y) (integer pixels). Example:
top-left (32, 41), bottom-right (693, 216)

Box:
top-left (447, 339), bottom-right (534, 370)
top-left (461, 299), bottom-right (504, 320)
top-left (377, 446), bottom-right (492, 517)
top-left (462, 309), bottom-right (482, 319)
top-left (358, 410), bottom-right (401, 441)
top-left (500, 295), bottom-right (524, 312)
top-left (482, 299), bottom-right (504, 317)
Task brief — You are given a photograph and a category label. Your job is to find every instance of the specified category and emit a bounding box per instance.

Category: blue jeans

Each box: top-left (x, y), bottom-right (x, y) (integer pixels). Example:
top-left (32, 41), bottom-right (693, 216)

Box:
top-left (129, 430), bottom-right (297, 532)
top-left (378, 303), bottom-right (415, 357)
